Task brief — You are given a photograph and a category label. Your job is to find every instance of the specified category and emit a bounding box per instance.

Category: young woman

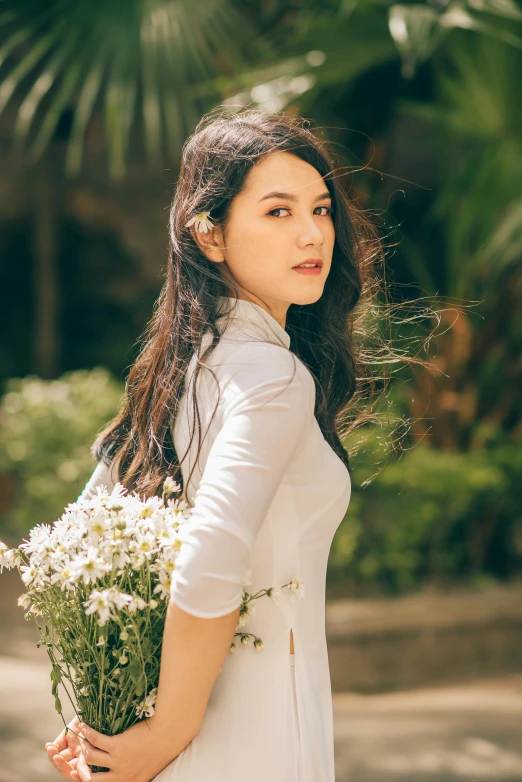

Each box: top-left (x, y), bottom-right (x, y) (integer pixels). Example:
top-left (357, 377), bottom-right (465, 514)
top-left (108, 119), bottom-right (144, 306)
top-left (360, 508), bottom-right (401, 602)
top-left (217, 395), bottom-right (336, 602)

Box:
top-left (44, 108), bottom-right (381, 782)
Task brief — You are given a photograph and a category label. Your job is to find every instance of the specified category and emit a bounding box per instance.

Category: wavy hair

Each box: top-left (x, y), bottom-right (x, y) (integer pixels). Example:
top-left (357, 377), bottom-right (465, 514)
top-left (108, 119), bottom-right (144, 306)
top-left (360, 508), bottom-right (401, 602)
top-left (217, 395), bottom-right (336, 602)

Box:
top-left (93, 107), bottom-right (435, 500)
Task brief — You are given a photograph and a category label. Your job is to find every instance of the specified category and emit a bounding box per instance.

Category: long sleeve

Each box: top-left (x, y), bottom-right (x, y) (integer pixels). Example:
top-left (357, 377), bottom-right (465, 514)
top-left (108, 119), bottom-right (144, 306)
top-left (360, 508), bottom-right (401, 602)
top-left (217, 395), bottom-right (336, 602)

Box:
top-left (170, 347), bottom-right (315, 619)
top-left (77, 458), bottom-right (118, 502)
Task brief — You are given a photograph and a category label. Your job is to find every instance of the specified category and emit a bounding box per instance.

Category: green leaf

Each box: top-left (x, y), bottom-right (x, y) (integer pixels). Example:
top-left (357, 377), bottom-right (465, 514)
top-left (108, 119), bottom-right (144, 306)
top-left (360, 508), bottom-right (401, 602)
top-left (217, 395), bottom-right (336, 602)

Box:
top-left (112, 717), bottom-right (122, 734)
top-left (50, 664), bottom-right (62, 686)
top-left (389, 4), bottom-right (447, 76)
top-left (127, 659), bottom-right (141, 684)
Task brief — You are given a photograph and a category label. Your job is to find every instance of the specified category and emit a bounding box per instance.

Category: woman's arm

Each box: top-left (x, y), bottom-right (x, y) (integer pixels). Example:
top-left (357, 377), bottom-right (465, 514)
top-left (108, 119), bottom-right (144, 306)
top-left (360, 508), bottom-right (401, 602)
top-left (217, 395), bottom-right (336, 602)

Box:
top-left (153, 350), bottom-right (315, 735)
top-left (78, 349), bottom-right (315, 780)
top-left (152, 600), bottom-right (241, 743)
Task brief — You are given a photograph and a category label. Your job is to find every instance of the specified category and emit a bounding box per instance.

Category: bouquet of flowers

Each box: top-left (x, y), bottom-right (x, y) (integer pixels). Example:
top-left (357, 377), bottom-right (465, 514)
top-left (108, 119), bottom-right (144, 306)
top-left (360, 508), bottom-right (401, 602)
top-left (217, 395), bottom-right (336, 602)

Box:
top-left (0, 475), bottom-right (305, 771)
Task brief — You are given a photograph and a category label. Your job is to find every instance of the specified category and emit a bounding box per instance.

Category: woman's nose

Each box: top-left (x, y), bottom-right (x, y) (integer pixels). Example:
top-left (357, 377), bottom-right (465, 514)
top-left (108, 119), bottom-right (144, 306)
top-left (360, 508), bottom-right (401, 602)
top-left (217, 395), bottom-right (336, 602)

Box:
top-left (296, 217), bottom-right (325, 247)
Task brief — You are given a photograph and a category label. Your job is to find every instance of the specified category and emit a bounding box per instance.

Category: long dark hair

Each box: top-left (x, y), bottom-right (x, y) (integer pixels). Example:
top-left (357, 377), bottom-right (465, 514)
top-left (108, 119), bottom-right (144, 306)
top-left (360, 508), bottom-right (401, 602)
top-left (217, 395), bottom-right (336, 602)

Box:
top-left (93, 107), bottom-right (433, 500)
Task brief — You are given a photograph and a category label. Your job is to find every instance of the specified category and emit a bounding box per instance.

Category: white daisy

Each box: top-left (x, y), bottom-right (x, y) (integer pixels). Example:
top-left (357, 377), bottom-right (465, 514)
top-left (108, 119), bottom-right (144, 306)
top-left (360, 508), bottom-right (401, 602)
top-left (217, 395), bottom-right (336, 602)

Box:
top-left (103, 539), bottom-right (129, 569)
top-left (111, 589), bottom-right (133, 611)
top-left (17, 593), bottom-right (32, 610)
top-left (167, 496), bottom-right (190, 516)
top-left (127, 594), bottom-right (147, 614)
top-left (70, 547), bottom-right (110, 585)
top-left (84, 589), bottom-right (113, 625)
top-left (0, 542), bottom-right (21, 572)
top-left (185, 211), bottom-right (214, 233)
top-left (20, 565), bottom-right (38, 586)
top-left (135, 686), bottom-right (158, 719)
top-left (288, 575), bottom-right (306, 603)
top-left (50, 567), bottom-right (77, 591)
top-left (162, 476), bottom-right (180, 495)
top-left (88, 511), bottom-right (110, 538)
top-left (129, 531), bottom-right (157, 560)
top-left (152, 570), bottom-right (171, 601)
top-left (237, 600), bottom-right (256, 628)
top-left (84, 587), bottom-right (133, 625)
top-left (267, 586), bottom-right (282, 603)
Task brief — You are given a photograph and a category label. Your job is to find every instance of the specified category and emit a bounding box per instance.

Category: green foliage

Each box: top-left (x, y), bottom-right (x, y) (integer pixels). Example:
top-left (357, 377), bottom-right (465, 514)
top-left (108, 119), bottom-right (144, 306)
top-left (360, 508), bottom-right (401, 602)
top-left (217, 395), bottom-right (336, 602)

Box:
top-left (0, 0), bottom-right (256, 178)
top-left (399, 33), bottom-right (522, 297)
top-left (0, 368), bottom-right (124, 541)
top-left (5, 0), bottom-right (521, 178)
top-left (329, 435), bottom-right (522, 595)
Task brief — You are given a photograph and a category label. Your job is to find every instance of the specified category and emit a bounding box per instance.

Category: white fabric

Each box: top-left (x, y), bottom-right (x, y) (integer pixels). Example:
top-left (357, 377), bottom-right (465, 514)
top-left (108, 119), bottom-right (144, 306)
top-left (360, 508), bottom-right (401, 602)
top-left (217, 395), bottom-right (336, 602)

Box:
top-left (77, 459), bottom-right (119, 503)
top-left (77, 296), bottom-right (352, 782)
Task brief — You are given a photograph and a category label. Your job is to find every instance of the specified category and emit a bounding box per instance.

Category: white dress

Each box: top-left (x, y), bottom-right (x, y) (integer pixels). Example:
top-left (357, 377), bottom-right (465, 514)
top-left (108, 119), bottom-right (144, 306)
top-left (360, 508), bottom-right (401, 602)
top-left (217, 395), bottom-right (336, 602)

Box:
top-left (78, 296), bottom-right (352, 782)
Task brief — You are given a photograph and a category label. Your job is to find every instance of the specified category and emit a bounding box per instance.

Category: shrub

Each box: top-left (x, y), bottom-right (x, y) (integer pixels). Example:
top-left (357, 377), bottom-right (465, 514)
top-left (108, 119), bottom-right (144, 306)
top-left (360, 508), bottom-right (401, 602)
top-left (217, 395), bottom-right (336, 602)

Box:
top-left (328, 437), bottom-right (522, 595)
top-left (0, 368), bottom-right (124, 543)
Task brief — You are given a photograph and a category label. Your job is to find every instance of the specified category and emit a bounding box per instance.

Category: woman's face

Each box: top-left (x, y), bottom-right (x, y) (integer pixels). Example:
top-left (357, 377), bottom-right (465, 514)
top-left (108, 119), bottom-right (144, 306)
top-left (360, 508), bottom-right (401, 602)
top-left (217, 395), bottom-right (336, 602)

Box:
top-left (195, 151), bottom-right (335, 326)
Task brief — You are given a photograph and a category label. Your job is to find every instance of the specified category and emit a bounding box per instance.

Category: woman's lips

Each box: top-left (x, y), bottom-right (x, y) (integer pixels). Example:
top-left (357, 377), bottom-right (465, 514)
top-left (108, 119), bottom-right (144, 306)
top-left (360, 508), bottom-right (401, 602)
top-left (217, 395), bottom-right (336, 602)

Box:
top-left (292, 258), bottom-right (323, 275)
top-left (292, 265), bottom-right (322, 275)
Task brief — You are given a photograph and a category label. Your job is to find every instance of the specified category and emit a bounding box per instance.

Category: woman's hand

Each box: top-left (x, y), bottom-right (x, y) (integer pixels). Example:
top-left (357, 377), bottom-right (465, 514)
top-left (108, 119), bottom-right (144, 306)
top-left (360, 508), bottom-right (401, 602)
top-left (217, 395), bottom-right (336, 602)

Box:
top-left (75, 715), bottom-right (190, 782)
top-left (45, 715), bottom-right (83, 780)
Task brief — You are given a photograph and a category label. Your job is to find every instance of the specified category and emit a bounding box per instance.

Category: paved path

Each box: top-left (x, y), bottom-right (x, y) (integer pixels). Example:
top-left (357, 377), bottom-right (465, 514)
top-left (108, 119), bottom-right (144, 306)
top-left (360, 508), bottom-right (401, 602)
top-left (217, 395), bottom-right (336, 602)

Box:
top-left (1, 630), bottom-right (521, 782)
top-left (333, 677), bottom-right (522, 781)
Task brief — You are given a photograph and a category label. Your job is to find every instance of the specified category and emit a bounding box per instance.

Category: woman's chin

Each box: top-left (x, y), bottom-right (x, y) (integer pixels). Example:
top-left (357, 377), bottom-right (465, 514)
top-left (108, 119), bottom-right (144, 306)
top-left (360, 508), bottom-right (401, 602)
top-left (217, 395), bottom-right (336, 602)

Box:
top-left (289, 286), bottom-right (325, 306)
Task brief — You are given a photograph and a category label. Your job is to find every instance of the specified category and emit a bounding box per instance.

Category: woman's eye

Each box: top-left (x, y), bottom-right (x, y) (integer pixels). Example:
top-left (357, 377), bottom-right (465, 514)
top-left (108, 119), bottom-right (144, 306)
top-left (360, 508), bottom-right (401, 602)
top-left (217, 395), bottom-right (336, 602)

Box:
top-left (268, 207), bottom-right (290, 217)
top-left (315, 205), bottom-right (334, 216)
top-left (268, 206), bottom-right (333, 218)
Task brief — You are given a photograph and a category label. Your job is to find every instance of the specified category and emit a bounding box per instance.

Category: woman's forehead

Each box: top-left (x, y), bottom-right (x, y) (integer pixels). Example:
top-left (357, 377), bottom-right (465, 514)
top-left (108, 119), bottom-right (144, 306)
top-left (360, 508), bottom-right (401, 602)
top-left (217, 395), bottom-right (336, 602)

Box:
top-left (241, 152), bottom-right (328, 200)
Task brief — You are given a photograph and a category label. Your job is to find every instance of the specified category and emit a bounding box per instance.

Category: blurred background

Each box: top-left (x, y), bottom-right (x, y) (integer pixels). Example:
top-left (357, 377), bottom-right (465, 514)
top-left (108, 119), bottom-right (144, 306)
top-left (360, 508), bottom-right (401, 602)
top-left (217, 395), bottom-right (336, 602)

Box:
top-left (1, 1), bottom-right (522, 780)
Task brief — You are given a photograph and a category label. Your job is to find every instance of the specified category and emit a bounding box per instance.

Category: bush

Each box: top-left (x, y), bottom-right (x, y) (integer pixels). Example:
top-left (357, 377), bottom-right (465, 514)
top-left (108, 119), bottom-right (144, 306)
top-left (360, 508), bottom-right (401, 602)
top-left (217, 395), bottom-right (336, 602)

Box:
top-left (0, 368), bottom-right (124, 543)
top-left (2, 369), bottom-right (520, 595)
top-left (328, 436), bottom-right (522, 595)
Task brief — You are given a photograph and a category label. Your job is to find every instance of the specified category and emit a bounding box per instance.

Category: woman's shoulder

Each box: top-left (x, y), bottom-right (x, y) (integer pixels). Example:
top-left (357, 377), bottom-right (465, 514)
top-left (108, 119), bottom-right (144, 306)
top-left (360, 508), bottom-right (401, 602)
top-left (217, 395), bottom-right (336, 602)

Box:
top-left (206, 334), bottom-right (311, 380)
top-left (200, 336), bottom-right (316, 414)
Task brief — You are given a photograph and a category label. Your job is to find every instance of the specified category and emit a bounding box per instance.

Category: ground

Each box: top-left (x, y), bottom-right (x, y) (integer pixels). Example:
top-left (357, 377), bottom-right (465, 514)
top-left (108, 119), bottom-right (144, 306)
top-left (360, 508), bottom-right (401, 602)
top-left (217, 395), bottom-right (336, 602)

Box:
top-left (1, 630), bottom-right (521, 782)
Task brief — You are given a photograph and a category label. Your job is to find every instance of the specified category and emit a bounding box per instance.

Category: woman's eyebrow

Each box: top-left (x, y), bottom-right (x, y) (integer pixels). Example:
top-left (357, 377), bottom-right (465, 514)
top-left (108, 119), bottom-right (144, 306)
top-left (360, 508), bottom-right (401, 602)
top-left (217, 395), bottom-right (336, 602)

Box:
top-left (258, 190), bottom-right (331, 203)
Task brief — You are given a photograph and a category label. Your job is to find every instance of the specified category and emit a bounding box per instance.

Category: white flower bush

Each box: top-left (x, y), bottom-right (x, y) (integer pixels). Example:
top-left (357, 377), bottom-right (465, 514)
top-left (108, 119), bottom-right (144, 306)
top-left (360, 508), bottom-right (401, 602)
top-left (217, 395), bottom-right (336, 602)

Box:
top-left (0, 477), bottom-right (305, 755)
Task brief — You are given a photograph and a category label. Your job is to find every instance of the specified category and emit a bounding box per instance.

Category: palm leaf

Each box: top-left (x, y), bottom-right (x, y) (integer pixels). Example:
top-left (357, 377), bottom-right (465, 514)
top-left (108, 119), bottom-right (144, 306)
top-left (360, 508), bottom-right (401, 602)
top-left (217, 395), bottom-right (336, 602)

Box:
top-left (386, 0), bottom-right (522, 76)
top-left (0, 0), bottom-right (256, 178)
top-left (399, 34), bottom-right (522, 293)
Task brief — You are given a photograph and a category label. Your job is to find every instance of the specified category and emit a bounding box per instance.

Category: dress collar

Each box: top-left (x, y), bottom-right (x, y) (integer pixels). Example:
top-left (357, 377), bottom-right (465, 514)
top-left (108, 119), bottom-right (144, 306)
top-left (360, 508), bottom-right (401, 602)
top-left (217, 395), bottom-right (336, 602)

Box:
top-left (216, 296), bottom-right (291, 349)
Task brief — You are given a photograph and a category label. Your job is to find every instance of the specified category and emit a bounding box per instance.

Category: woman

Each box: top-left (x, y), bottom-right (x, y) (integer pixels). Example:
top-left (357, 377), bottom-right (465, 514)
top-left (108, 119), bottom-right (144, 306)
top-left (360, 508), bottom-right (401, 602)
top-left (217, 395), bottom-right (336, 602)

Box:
top-left (44, 107), bottom-right (377, 781)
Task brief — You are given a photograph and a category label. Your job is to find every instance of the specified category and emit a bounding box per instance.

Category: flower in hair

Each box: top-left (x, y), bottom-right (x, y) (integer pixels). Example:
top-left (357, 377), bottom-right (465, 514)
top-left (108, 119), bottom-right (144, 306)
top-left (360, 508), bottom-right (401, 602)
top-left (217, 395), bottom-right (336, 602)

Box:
top-left (185, 211), bottom-right (214, 233)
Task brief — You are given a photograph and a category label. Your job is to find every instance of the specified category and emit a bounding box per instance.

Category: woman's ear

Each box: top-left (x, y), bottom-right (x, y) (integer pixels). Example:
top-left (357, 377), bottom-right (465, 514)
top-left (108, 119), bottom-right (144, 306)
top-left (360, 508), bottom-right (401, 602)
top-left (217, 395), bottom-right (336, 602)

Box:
top-left (190, 223), bottom-right (226, 264)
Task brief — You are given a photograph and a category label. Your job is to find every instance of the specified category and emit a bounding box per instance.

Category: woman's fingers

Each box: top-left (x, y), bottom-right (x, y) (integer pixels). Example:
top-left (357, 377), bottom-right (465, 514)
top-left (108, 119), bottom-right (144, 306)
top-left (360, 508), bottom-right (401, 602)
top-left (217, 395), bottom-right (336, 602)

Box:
top-left (46, 742), bottom-right (75, 764)
top-left (45, 717), bottom-right (85, 780)
top-left (54, 747), bottom-right (75, 762)
top-left (80, 739), bottom-right (112, 770)
top-left (46, 716), bottom-right (82, 754)
top-left (76, 753), bottom-right (92, 782)
top-left (79, 722), bottom-right (113, 769)
top-left (46, 730), bottom-right (67, 753)
top-left (77, 752), bottom-right (117, 782)
top-left (79, 723), bottom-right (113, 753)
top-left (48, 751), bottom-right (75, 780)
